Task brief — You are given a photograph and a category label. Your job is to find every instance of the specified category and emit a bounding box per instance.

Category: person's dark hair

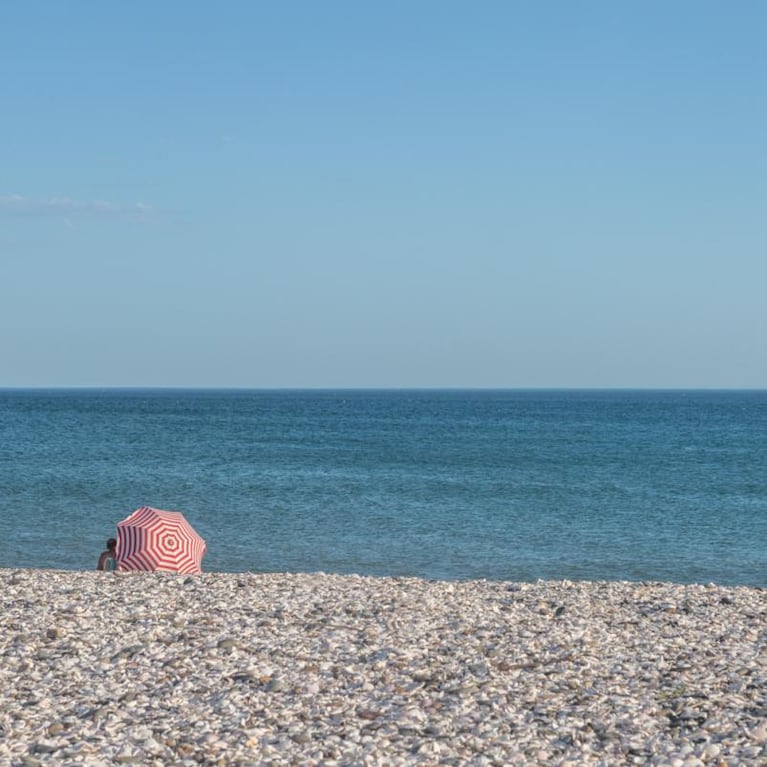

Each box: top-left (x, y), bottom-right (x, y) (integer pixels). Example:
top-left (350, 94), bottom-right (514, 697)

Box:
top-left (107, 538), bottom-right (117, 549)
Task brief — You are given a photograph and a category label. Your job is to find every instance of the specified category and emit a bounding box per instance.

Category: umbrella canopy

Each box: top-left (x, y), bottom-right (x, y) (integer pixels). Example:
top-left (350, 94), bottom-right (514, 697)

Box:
top-left (117, 506), bottom-right (206, 574)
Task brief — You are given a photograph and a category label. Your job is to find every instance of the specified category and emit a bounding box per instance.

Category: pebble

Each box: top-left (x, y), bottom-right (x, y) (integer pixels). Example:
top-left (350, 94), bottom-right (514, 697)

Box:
top-left (0, 569), bottom-right (766, 765)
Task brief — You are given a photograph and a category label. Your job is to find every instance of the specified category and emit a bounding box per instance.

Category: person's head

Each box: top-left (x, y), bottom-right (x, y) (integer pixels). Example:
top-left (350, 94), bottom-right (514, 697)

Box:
top-left (106, 538), bottom-right (117, 551)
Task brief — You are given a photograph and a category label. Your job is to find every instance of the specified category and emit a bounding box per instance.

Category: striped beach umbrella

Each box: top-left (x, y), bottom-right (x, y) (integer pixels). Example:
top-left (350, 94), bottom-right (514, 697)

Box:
top-left (117, 506), bottom-right (206, 574)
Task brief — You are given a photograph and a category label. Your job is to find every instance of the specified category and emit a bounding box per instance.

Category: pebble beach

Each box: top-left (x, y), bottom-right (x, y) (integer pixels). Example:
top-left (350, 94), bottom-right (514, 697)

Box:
top-left (2, 570), bottom-right (766, 767)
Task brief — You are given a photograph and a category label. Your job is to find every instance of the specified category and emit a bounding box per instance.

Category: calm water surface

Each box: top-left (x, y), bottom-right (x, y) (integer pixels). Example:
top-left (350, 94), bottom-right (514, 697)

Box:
top-left (0, 389), bottom-right (765, 585)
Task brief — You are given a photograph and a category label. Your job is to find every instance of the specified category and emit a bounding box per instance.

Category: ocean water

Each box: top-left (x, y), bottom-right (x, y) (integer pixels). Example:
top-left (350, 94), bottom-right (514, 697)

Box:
top-left (0, 389), bottom-right (765, 586)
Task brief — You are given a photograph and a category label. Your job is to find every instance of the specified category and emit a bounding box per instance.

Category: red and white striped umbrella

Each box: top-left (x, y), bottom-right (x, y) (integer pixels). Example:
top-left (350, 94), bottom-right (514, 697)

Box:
top-left (117, 506), bottom-right (206, 574)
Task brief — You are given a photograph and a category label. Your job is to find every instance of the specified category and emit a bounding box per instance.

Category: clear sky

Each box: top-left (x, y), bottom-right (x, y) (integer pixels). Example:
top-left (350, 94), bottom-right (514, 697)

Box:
top-left (2, 1), bottom-right (765, 388)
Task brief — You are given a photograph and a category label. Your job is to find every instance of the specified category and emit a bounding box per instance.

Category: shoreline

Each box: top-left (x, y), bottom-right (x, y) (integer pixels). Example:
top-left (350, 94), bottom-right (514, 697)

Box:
top-left (2, 569), bottom-right (766, 765)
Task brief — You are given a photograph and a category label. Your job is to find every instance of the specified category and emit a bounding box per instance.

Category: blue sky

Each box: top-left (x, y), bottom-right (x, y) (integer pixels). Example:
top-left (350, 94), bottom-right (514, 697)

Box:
top-left (2, 1), bottom-right (765, 387)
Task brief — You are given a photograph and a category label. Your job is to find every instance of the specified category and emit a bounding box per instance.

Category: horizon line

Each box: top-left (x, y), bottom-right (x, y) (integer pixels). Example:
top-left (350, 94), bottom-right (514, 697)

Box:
top-left (1, 385), bottom-right (765, 393)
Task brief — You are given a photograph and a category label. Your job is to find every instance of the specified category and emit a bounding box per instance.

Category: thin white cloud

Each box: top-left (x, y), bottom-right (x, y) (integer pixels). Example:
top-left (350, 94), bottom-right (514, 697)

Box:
top-left (0, 194), bottom-right (153, 218)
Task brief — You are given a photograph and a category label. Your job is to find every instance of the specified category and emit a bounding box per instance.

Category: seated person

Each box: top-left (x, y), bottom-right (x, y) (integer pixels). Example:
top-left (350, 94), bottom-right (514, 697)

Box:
top-left (97, 538), bottom-right (118, 571)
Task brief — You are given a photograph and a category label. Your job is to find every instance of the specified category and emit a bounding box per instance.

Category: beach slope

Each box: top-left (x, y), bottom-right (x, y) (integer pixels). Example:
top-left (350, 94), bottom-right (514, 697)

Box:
top-left (1, 570), bottom-right (765, 765)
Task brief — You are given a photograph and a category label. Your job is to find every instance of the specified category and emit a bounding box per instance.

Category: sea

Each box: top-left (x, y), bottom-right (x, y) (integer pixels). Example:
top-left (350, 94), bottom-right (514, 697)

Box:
top-left (0, 389), bottom-right (765, 586)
